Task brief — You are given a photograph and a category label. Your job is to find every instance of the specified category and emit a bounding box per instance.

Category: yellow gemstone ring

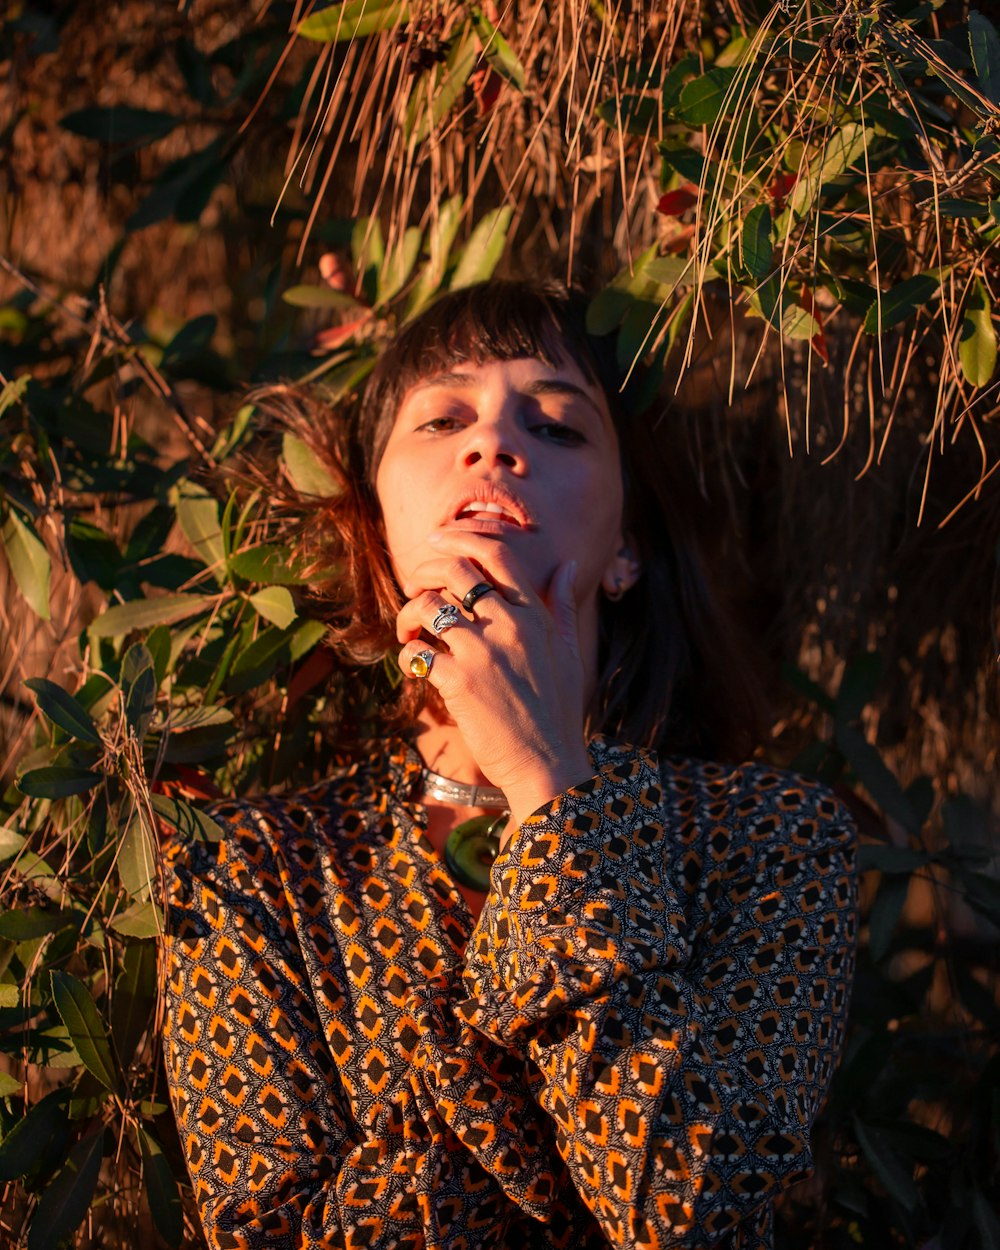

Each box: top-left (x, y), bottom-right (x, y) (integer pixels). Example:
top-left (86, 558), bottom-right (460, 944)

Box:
top-left (408, 648), bottom-right (436, 679)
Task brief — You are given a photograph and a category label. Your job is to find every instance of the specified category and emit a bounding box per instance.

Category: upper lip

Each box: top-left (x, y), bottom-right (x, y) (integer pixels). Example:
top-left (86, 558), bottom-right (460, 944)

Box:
top-left (445, 483), bottom-right (534, 529)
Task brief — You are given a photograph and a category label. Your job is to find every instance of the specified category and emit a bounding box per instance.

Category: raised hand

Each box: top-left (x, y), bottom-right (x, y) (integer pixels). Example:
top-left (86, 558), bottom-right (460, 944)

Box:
top-left (395, 530), bottom-right (594, 833)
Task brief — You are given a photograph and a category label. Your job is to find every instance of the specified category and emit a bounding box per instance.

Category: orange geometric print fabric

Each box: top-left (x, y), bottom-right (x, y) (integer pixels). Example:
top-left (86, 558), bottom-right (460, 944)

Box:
top-left (162, 736), bottom-right (857, 1249)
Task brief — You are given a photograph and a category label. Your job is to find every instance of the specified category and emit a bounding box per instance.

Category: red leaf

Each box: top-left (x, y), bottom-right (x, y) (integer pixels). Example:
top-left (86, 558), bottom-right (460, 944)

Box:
top-left (152, 766), bottom-right (222, 802)
top-left (312, 314), bottom-right (372, 352)
top-left (470, 67), bottom-right (502, 118)
top-left (656, 185), bottom-right (699, 217)
top-left (769, 171), bottom-right (797, 211)
top-left (799, 287), bottom-right (829, 364)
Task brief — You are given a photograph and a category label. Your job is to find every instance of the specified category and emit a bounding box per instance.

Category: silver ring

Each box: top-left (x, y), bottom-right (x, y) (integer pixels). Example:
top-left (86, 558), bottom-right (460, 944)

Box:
top-left (431, 604), bottom-right (460, 635)
top-left (408, 648), bottom-right (436, 679)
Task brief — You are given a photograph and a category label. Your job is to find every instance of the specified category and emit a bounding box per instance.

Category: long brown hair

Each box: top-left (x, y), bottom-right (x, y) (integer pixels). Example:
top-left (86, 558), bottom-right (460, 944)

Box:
top-left (263, 280), bottom-right (765, 761)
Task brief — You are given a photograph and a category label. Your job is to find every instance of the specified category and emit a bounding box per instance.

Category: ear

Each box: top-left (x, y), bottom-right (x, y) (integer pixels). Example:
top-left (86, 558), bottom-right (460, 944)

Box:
top-left (601, 537), bottom-right (642, 601)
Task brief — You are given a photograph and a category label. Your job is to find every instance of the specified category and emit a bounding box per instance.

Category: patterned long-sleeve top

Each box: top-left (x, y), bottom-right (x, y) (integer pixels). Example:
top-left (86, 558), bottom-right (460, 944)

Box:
top-left (161, 735), bottom-right (857, 1250)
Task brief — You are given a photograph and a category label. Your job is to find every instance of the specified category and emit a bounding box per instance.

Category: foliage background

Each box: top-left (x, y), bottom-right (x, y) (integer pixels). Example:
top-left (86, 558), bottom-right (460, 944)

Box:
top-left (0, 0), bottom-right (998, 1246)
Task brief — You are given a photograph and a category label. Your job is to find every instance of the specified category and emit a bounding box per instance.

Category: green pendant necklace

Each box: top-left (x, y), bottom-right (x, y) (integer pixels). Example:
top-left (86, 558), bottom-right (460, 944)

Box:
top-left (421, 768), bottom-right (509, 892)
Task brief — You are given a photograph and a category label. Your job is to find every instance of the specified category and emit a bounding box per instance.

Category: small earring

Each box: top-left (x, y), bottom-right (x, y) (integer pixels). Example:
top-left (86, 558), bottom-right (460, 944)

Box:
top-left (605, 578), bottom-right (626, 603)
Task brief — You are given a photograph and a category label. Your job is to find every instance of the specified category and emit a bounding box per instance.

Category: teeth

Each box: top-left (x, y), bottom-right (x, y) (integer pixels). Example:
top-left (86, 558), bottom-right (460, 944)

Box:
top-left (459, 500), bottom-right (518, 523)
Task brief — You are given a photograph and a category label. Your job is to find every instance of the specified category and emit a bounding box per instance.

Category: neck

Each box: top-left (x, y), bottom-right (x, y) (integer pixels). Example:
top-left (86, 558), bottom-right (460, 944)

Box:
top-left (414, 702), bottom-right (491, 787)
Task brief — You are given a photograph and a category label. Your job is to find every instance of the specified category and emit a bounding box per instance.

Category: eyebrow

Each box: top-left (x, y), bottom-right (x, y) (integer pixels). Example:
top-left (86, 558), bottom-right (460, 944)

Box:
top-left (409, 371), bottom-right (606, 422)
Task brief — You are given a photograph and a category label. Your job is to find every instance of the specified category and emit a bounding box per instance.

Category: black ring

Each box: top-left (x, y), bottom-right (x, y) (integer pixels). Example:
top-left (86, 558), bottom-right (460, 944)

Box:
top-left (461, 581), bottom-right (496, 612)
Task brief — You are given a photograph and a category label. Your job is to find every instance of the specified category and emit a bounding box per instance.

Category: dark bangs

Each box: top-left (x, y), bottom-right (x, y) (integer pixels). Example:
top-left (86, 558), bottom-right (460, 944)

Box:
top-left (356, 281), bottom-right (627, 481)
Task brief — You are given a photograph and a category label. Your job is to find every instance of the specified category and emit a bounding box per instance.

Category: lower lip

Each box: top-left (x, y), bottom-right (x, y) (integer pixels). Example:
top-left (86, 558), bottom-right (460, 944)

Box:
top-left (444, 517), bottom-right (525, 535)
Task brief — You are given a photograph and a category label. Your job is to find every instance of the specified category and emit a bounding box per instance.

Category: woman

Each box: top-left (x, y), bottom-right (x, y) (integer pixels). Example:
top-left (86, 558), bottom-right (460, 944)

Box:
top-left (162, 281), bottom-right (857, 1250)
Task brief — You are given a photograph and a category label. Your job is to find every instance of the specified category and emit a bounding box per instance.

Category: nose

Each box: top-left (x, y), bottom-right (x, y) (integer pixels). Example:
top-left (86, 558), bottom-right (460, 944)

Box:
top-left (458, 411), bottom-right (527, 473)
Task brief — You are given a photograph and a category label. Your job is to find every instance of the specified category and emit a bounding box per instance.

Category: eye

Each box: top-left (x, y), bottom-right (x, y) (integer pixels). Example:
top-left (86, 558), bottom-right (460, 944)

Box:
top-left (533, 421), bottom-right (586, 446)
top-left (416, 414), bottom-right (464, 433)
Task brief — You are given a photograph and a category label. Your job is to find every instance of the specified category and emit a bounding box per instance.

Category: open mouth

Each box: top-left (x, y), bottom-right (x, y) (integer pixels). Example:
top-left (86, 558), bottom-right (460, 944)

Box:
top-left (454, 501), bottom-right (523, 526)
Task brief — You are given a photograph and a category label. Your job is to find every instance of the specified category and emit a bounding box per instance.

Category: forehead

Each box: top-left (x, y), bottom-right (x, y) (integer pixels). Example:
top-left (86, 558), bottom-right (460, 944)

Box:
top-left (396, 354), bottom-right (612, 419)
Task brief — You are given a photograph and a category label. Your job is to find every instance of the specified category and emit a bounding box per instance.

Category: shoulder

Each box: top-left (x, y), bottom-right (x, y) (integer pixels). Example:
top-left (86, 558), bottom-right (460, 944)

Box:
top-left (162, 736), bottom-right (410, 880)
top-left (658, 752), bottom-right (857, 857)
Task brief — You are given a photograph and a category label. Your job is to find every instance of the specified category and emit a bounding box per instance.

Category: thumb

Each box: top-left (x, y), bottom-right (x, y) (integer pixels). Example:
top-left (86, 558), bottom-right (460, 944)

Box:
top-left (551, 560), bottom-right (581, 661)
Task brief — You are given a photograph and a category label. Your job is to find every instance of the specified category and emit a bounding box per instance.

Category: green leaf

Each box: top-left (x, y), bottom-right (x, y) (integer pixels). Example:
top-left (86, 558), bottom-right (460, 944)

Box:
top-left (1, 507), bottom-right (51, 620)
top-left (139, 1126), bottom-right (184, 1248)
top-left (351, 216), bottom-right (385, 305)
top-left (0, 825), bottom-right (27, 859)
top-left (959, 279), bottom-right (997, 386)
top-left (250, 586), bottom-right (297, 630)
top-left (174, 480), bottom-right (225, 575)
top-left (854, 1117), bottom-right (921, 1211)
top-left (290, 618), bottom-right (327, 662)
top-left (151, 705), bottom-right (234, 762)
top-left (585, 245), bottom-right (661, 335)
top-left (0, 907), bottom-right (75, 940)
top-left (867, 870), bottom-right (910, 961)
top-left (25, 677), bottom-right (101, 745)
top-left (229, 544), bottom-right (306, 585)
top-left (110, 899), bottom-right (163, 939)
top-left (857, 845), bottom-right (931, 873)
top-left (60, 106), bottom-right (178, 143)
top-left (126, 138), bottom-right (226, 231)
top-left (936, 197), bottom-right (990, 218)
top-left (406, 22), bottom-right (480, 146)
top-left (677, 67), bottom-right (737, 124)
top-left (0, 373), bottom-right (30, 417)
top-left (281, 284), bottom-right (362, 310)
top-left (150, 795), bottom-right (224, 843)
top-left (282, 432), bottom-right (340, 498)
top-left (122, 642), bottom-right (157, 741)
top-left (407, 194), bottom-right (464, 318)
top-left (835, 651), bottom-right (883, 724)
top-left (118, 809), bottom-right (157, 903)
top-left (0, 1088), bottom-right (69, 1183)
top-left (0, 1068), bottom-right (20, 1093)
top-left (824, 275), bottom-right (877, 316)
top-left (740, 205), bottom-right (773, 282)
top-left (942, 793), bottom-right (993, 865)
top-left (298, 0), bottom-right (409, 42)
top-left (50, 971), bottom-right (119, 1091)
top-left (961, 870), bottom-right (1000, 923)
top-left (781, 304), bottom-right (820, 341)
top-left (970, 11), bottom-right (1000, 105)
top-left (835, 723), bottom-right (919, 833)
top-left (0, 826), bottom-right (54, 881)
top-left (471, 8), bottom-right (526, 90)
top-left (89, 593), bottom-right (217, 637)
top-left (27, 1130), bottom-right (105, 1250)
top-left (787, 122), bottom-right (869, 222)
top-left (146, 624), bottom-right (172, 685)
top-left (643, 256), bottom-right (691, 288)
top-left (379, 227), bottom-right (423, 304)
top-left (863, 273), bottom-right (941, 335)
top-left (17, 766), bottom-right (101, 798)
top-left (111, 939), bottom-right (157, 1066)
top-left (449, 206), bottom-right (513, 290)
top-left (656, 142), bottom-right (707, 183)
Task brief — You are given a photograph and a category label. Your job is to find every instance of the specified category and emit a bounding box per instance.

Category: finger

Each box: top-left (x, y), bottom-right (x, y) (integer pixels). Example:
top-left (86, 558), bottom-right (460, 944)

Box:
top-left (396, 591), bottom-right (468, 644)
top-left (396, 640), bottom-right (455, 692)
top-left (425, 531), bottom-right (534, 607)
top-left (401, 555), bottom-right (513, 609)
top-left (549, 560), bottom-right (581, 661)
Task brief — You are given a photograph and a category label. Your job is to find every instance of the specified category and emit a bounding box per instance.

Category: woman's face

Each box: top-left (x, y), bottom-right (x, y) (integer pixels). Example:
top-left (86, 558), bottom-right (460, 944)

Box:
top-left (374, 353), bottom-right (634, 625)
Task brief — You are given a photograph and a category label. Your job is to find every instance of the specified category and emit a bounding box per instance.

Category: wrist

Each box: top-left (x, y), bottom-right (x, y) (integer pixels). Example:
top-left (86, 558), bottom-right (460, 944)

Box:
top-left (502, 750), bottom-right (593, 835)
